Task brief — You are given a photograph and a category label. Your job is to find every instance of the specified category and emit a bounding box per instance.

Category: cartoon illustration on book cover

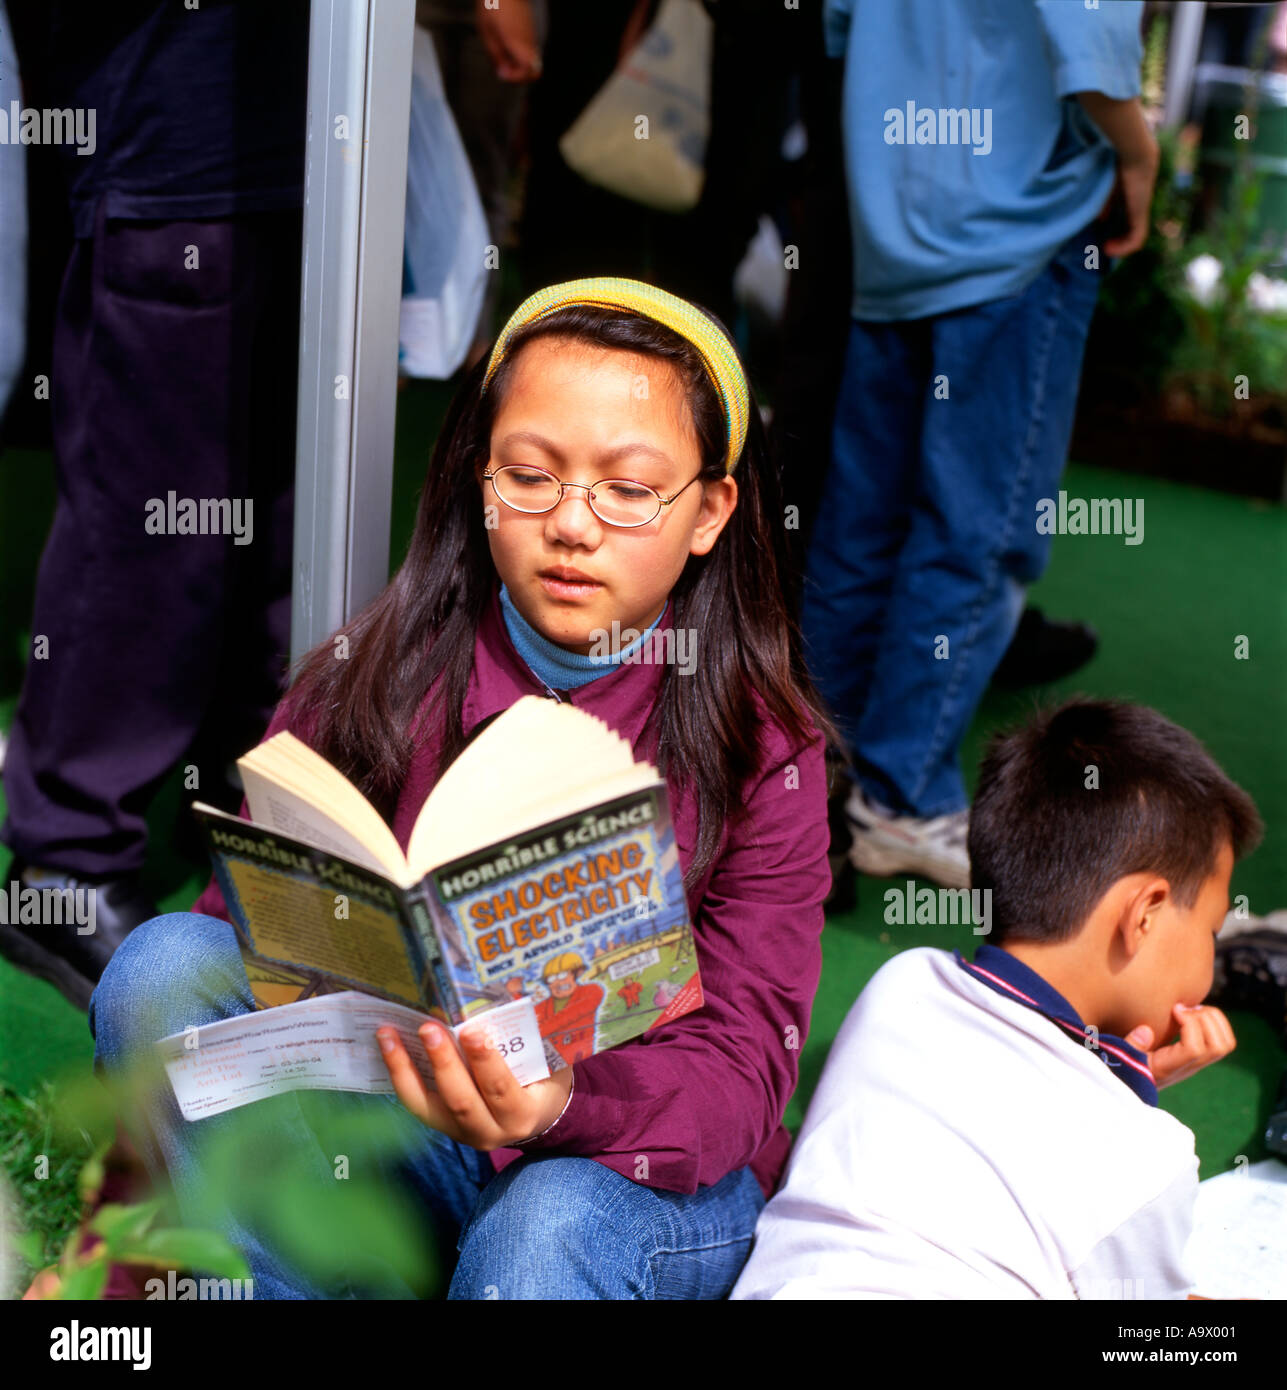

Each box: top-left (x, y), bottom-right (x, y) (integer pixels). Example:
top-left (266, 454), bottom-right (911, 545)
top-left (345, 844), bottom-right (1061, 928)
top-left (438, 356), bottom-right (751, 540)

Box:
top-left (429, 788), bottom-right (702, 1056)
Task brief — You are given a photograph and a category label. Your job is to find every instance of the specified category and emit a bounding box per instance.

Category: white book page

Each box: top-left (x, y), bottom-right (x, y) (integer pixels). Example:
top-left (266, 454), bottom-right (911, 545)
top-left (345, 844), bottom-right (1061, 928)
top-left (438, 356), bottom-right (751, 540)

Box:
top-left (408, 696), bottom-right (645, 876)
top-left (1184, 1158), bottom-right (1287, 1299)
top-left (237, 764), bottom-right (410, 882)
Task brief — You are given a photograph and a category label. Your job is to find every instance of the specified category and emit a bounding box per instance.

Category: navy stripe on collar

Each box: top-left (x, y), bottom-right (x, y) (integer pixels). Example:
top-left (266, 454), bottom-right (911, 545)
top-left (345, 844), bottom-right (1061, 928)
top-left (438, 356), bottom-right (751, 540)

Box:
top-left (954, 944), bottom-right (1158, 1107)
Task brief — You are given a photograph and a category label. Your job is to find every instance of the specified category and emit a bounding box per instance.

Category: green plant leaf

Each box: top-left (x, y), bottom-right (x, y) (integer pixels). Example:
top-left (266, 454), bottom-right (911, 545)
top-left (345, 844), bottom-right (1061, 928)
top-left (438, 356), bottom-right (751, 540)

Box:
top-left (263, 1177), bottom-right (438, 1296)
top-left (75, 1141), bottom-right (111, 1207)
top-left (89, 1199), bottom-right (165, 1252)
top-left (11, 1230), bottom-right (46, 1268)
top-left (57, 1255), bottom-right (109, 1301)
top-left (114, 1227), bottom-right (251, 1281)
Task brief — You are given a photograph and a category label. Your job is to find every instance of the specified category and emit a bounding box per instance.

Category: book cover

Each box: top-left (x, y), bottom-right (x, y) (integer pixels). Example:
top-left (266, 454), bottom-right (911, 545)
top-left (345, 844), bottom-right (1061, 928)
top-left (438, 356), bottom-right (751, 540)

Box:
top-left (193, 783), bottom-right (703, 1072)
top-left (422, 784), bottom-right (703, 1065)
top-left (195, 808), bottom-right (441, 1015)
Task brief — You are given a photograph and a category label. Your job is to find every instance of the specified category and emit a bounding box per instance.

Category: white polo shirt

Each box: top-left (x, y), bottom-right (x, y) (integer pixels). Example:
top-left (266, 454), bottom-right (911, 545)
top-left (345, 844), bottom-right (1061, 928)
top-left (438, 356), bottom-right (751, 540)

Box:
top-left (731, 946), bottom-right (1198, 1299)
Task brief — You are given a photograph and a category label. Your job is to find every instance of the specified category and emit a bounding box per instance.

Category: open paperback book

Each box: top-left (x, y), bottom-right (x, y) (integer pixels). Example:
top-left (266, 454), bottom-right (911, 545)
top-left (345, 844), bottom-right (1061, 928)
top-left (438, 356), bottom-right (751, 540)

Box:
top-left (157, 696), bottom-right (702, 1120)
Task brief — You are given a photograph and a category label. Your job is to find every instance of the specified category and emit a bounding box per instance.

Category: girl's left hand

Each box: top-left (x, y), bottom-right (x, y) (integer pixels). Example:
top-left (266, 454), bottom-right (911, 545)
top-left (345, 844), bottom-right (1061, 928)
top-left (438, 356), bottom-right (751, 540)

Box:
top-left (376, 1022), bottom-right (573, 1149)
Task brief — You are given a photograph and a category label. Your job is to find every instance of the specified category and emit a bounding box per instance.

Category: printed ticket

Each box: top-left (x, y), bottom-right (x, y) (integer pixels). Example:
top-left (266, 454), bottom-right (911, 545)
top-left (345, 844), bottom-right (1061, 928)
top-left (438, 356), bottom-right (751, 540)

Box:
top-left (156, 991), bottom-right (550, 1121)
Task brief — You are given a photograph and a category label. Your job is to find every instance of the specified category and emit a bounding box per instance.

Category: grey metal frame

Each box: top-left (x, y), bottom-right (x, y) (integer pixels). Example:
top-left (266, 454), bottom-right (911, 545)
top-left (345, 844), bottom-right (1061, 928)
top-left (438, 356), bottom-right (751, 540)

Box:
top-left (291, 0), bottom-right (415, 668)
top-left (1163, 1), bottom-right (1208, 129)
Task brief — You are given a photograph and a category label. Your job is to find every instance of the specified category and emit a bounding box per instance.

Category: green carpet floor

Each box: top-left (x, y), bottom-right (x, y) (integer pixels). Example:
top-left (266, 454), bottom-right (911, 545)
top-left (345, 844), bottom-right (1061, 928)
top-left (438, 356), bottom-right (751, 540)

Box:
top-left (1, 380), bottom-right (1284, 1189)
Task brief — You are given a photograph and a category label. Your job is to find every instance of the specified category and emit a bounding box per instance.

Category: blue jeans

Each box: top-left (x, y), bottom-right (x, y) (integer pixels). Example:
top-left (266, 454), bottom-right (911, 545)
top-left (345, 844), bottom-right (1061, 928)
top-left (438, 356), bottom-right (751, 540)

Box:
top-left (89, 914), bottom-right (764, 1299)
top-left (801, 227), bottom-right (1104, 817)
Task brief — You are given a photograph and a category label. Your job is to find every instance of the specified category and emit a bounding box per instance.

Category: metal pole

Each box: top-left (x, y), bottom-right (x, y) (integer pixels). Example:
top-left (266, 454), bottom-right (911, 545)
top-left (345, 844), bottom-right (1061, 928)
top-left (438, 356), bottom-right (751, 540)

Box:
top-left (292, 0), bottom-right (414, 668)
top-left (1163, 1), bottom-right (1208, 128)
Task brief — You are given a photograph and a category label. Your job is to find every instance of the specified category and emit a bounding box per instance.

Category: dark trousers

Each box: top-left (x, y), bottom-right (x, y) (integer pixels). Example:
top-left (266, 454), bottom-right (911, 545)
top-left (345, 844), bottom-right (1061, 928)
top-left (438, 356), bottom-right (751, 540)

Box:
top-left (519, 0), bottom-right (649, 292)
top-left (520, 0), bottom-right (810, 319)
top-left (517, 0), bottom-right (847, 604)
top-left (653, 0), bottom-right (811, 330)
top-left (1, 199), bottom-right (300, 876)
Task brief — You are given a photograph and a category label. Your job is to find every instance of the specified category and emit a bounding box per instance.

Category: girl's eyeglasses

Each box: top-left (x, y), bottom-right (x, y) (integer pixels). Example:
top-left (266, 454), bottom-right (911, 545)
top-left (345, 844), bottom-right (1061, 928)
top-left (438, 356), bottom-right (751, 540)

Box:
top-left (482, 464), bottom-right (703, 529)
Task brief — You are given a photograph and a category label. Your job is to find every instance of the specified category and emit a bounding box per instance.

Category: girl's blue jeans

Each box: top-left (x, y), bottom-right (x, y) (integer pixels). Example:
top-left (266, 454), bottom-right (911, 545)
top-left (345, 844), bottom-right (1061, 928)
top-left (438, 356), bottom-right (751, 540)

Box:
top-left (801, 225), bottom-right (1105, 817)
top-left (88, 913), bottom-right (765, 1299)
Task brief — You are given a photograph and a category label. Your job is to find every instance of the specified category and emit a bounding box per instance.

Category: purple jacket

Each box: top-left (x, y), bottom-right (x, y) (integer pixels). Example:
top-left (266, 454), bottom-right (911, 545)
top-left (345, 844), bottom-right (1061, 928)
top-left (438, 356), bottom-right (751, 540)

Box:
top-left (192, 580), bottom-right (832, 1197)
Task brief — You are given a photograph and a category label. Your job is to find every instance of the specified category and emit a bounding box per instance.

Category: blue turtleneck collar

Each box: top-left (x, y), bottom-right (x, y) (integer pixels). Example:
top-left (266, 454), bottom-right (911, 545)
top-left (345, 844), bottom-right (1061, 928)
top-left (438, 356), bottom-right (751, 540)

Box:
top-left (498, 582), bottom-right (669, 692)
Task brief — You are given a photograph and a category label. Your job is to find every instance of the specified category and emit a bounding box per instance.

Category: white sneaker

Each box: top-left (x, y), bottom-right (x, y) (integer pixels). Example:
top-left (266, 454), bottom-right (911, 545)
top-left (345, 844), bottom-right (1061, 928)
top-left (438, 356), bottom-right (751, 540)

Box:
top-left (845, 786), bottom-right (971, 890)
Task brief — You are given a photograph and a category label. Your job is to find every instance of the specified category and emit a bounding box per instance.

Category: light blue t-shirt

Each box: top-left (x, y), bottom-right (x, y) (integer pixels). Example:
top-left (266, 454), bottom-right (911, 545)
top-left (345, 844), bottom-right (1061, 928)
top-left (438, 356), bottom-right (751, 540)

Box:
top-left (824, 0), bottom-right (1143, 321)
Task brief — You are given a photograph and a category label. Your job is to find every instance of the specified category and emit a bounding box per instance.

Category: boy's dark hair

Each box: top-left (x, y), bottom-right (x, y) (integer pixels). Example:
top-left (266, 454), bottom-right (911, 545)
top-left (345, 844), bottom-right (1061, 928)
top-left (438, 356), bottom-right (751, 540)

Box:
top-left (968, 700), bottom-right (1262, 944)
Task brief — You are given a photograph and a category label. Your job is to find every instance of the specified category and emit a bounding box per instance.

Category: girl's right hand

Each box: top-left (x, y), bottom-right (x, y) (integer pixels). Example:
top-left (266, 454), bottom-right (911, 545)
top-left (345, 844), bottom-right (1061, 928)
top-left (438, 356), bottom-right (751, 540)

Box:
top-left (377, 1021), bottom-right (573, 1148)
top-left (475, 0), bottom-right (542, 83)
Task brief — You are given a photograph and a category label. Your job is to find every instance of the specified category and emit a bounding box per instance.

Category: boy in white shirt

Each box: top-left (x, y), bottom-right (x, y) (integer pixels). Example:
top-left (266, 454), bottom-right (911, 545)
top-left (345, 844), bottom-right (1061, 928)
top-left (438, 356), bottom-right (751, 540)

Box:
top-left (732, 699), bottom-right (1261, 1299)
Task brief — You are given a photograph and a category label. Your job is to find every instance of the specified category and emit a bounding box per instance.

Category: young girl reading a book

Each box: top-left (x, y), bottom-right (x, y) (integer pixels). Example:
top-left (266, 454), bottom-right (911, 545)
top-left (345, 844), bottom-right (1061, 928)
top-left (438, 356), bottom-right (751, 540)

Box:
top-left (90, 277), bottom-right (837, 1300)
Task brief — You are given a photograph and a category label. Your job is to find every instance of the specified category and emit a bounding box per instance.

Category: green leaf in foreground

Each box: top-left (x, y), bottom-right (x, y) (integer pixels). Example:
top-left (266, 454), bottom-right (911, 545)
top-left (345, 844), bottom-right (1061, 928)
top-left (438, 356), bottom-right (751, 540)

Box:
top-left (112, 1227), bottom-right (251, 1281)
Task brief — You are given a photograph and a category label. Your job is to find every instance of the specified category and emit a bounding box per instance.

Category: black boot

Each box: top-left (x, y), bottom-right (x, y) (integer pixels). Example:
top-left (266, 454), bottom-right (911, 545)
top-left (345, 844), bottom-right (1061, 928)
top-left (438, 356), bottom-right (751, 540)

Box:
top-left (1267, 1070), bottom-right (1287, 1161)
top-left (0, 862), bottom-right (161, 1010)
top-left (1207, 915), bottom-right (1287, 1161)
top-left (992, 607), bottom-right (1099, 689)
top-left (1208, 918), bottom-right (1287, 1048)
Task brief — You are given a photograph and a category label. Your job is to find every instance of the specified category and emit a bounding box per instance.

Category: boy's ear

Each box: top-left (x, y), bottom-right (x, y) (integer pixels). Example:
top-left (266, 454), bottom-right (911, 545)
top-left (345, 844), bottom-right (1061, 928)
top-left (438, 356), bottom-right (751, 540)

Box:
top-left (1119, 875), bottom-right (1172, 957)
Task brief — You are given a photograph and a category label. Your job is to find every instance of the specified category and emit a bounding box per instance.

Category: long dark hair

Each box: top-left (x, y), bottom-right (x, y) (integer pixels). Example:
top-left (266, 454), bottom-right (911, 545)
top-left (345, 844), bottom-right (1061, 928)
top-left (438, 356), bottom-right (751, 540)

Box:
top-left (285, 303), bottom-right (841, 890)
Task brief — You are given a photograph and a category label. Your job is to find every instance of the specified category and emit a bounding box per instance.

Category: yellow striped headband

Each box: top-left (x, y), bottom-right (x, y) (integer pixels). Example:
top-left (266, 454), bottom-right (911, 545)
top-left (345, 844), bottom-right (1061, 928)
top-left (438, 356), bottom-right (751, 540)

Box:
top-left (480, 277), bottom-right (750, 475)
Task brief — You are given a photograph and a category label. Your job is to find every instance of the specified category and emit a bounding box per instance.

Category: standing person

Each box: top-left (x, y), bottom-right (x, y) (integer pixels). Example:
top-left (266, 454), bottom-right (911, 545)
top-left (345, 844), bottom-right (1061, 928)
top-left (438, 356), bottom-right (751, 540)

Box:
top-left (484, 0), bottom-right (671, 292)
top-left (90, 279), bottom-right (836, 1299)
top-left (0, 0), bottom-right (27, 778)
top-left (802, 0), bottom-right (1157, 889)
top-left (0, 0), bottom-right (25, 443)
top-left (0, 1), bottom-right (309, 1008)
top-left (420, 0), bottom-right (539, 365)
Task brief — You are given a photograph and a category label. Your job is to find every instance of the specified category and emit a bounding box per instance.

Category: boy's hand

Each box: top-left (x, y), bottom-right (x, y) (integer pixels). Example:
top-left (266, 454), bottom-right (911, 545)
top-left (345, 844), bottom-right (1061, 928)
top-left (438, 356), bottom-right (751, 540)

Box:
top-left (1125, 1004), bottom-right (1236, 1088)
top-left (1074, 91), bottom-right (1160, 257)
top-left (376, 1022), bottom-right (573, 1148)
top-left (1098, 145), bottom-right (1160, 257)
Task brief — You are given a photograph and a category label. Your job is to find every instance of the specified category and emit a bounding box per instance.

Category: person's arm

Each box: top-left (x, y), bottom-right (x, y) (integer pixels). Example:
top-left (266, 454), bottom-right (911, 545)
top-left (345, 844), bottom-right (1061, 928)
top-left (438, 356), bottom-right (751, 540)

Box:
top-left (513, 714), bottom-right (832, 1193)
top-left (1036, 0), bottom-right (1155, 256)
top-left (1073, 91), bottom-right (1159, 257)
top-left (474, 0), bottom-right (542, 83)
